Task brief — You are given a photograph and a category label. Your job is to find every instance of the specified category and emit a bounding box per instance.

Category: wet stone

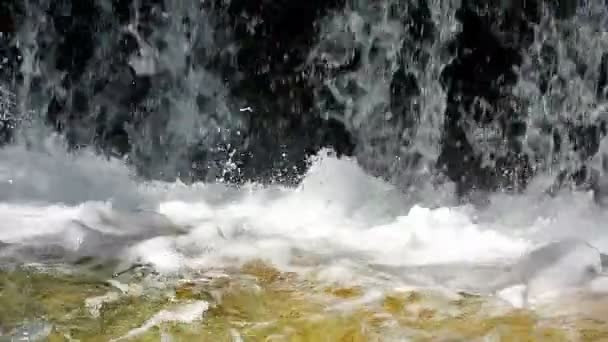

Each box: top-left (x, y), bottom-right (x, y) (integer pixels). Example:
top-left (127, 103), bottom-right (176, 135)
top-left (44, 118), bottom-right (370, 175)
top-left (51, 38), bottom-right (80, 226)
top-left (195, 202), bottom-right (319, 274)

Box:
top-left (0, 262), bottom-right (607, 340)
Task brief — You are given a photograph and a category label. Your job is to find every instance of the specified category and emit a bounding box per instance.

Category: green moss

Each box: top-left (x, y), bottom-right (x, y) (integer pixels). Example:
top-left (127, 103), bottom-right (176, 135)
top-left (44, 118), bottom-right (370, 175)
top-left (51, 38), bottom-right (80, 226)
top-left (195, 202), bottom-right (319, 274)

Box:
top-left (0, 263), bottom-right (606, 341)
top-left (0, 268), bottom-right (170, 341)
top-left (0, 269), bottom-right (109, 328)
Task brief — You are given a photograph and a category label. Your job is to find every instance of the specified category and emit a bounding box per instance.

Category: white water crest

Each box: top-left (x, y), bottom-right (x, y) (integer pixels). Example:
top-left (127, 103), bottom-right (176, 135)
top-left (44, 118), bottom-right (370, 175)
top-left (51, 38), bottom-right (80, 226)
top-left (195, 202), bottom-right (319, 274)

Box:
top-left (1, 138), bottom-right (608, 308)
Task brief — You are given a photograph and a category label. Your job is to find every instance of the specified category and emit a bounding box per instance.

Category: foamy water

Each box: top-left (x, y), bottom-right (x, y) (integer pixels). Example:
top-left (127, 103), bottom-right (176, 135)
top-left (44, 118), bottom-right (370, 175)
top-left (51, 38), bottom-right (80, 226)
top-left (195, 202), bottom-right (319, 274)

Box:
top-left (2, 137), bottom-right (608, 308)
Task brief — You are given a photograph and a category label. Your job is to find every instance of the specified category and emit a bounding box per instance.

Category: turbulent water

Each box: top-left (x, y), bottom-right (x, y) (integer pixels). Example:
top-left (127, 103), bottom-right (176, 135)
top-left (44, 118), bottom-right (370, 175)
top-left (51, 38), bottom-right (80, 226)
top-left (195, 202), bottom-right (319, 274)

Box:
top-left (3, 0), bottom-right (608, 339)
top-left (2, 137), bottom-right (608, 306)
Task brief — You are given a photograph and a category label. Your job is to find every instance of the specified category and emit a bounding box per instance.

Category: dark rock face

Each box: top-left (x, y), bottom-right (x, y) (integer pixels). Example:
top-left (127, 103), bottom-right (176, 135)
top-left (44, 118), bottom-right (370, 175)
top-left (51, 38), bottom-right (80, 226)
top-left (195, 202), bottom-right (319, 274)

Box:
top-left (210, 0), bottom-right (354, 182)
top-left (437, 1), bottom-right (537, 196)
top-left (0, 0), bottom-right (606, 199)
top-left (436, 0), bottom-right (608, 198)
top-left (1, 0), bottom-right (356, 184)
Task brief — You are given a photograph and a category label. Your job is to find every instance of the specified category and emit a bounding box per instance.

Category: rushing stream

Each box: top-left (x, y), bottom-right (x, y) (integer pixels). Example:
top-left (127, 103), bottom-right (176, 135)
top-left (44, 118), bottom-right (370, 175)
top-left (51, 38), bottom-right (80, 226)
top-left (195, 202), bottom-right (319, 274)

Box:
top-left (2, 0), bottom-right (608, 340)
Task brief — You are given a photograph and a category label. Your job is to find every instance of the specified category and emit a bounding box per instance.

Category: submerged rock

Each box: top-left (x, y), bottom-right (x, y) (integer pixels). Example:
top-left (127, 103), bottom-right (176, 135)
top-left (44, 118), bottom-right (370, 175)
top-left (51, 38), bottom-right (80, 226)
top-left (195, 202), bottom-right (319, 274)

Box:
top-left (0, 261), bottom-right (606, 340)
top-left (1, 320), bottom-right (52, 342)
top-left (0, 207), bottom-right (187, 275)
top-left (489, 239), bottom-right (605, 306)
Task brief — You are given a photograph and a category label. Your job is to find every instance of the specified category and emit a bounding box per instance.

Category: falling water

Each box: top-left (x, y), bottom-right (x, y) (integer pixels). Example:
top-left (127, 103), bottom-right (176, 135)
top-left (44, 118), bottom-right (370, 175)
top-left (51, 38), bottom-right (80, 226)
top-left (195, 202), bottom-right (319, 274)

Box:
top-left (2, 0), bottom-right (608, 340)
top-left (309, 0), bottom-right (461, 191)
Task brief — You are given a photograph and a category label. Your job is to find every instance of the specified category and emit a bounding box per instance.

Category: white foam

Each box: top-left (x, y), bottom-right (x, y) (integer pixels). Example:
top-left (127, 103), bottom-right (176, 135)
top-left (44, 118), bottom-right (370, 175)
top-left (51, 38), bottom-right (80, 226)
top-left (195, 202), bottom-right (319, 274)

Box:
top-left (111, 301), bottom-right (209, 341)
top-left (128, 153), bottom-right (530, 279)
top-left (85, 292), bottom-right (121, 318)
top-left (1, 143), bottom-right (608, 303)
top-left (0, 134), bottom-right (144, 208)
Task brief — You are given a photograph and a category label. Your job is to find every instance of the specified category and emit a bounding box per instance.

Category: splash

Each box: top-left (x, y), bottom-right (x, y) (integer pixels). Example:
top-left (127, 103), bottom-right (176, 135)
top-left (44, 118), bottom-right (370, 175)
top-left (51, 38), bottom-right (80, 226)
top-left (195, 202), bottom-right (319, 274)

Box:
top-left (0, 143), bottom-right (607, 308)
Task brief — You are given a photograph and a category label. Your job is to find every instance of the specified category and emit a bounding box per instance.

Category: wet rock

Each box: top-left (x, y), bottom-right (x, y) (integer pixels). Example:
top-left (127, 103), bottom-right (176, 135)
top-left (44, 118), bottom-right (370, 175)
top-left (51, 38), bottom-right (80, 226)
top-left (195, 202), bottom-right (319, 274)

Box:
top-left (390, 67), bottom-right (420, 129)
top-left (590, 167), bottom-right (608, 207)
top-left (433, 0), bottom-right (602, 197)
top-left (0, 208), bottom-right (186, 274)
top-left (490, 239), bottom-right (604, 306)
top-left (3, 321), bottom-right (53, 341)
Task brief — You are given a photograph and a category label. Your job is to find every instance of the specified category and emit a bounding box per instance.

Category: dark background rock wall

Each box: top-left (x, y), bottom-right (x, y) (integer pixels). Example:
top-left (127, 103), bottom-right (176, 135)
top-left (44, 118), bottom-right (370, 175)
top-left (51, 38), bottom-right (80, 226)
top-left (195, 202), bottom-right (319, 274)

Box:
top-left (0, 0), bottom-right (603, 198)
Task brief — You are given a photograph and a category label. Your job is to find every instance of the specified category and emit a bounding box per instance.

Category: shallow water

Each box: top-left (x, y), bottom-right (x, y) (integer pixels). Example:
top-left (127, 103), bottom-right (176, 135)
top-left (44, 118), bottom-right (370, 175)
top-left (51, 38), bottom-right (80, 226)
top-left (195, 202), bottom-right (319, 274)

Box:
top-left (1, 262), bottom-right (608, 341)
top-left (2, 142), bottom-right (608, 339)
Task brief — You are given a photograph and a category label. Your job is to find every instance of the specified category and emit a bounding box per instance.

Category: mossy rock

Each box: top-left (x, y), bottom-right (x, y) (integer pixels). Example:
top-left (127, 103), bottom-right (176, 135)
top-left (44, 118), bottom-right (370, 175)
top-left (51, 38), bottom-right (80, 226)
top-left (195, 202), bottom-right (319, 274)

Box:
top-left (1, 262), bottom-right (608, 341)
